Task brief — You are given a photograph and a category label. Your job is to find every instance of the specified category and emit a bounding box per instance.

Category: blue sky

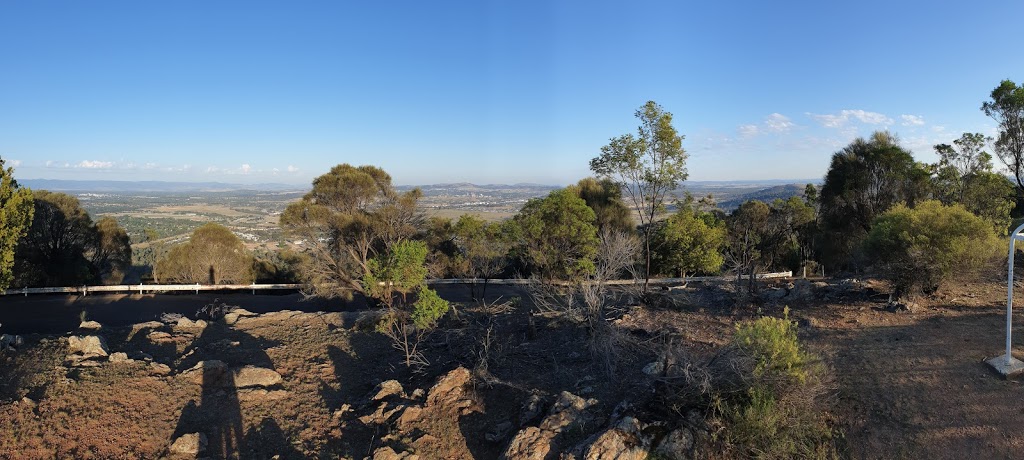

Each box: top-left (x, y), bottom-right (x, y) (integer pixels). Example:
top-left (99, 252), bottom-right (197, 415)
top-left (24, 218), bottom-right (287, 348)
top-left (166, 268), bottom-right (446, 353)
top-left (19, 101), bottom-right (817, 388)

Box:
top-left (2, 1), bottom-right (1023, 186)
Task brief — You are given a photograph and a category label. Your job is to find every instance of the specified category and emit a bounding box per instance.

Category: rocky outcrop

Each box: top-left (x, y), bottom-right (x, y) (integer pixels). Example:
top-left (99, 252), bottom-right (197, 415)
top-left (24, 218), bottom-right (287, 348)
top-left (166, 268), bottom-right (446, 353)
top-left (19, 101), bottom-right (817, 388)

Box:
top-left (581, 416), bottom-right (650, 460)
top-left (79, 320), bottom-right (102, 331)
top-left (502, 391), bottom-right (599, 460)
top-left (178, 361), bottom-right (282, 389)
top-left (222, 308), bottom-right (257, 325)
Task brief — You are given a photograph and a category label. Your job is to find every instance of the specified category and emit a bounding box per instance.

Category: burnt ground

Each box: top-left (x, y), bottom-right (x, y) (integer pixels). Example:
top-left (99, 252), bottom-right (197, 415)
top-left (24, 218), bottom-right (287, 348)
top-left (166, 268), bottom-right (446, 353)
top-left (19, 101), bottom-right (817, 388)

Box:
top-left (0, 278), bottom-right (1023, 459)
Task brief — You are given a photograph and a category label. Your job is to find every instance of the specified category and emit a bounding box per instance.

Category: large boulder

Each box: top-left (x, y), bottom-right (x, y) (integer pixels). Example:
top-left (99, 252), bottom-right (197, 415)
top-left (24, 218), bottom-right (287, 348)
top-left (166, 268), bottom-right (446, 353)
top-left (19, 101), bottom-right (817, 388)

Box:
top-left (502, 392), bottom-right (598, 460)
top-left (178, 360), bottom-right (228, 386)
top-left (371, 380), bottom-right (405, 401)
top-left (654, 426), bottom-right (694, 460)
top-left (67, 335), bottom-right (109, 358)
top-left (79, 320), bottom-right (102, 331)
top-left (223, 308), bottom-right (258, 325)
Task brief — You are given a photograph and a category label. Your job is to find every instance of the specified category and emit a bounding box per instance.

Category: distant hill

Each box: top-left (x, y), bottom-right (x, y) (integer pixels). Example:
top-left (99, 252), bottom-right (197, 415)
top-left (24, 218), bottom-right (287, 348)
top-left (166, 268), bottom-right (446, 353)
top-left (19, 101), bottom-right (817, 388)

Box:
top-left (21, 179), bottom-right (305, 193)
top-left (718, 184), bottom-right (808, 210)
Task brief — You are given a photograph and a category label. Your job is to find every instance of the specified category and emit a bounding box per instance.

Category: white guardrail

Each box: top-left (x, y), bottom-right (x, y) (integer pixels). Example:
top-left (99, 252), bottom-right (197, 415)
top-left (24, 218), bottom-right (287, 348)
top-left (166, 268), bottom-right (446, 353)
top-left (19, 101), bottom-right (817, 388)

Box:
top-left (1, 271), bottom-right (792, 297)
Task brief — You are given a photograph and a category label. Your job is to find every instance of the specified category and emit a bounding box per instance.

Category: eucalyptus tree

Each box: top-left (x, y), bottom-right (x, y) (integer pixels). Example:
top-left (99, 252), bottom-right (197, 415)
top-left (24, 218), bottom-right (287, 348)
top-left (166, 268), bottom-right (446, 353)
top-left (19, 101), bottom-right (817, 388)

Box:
top-left (0, 157), bottom-right (34, 290)
top-left (590, 101), bottom-right (688, 292)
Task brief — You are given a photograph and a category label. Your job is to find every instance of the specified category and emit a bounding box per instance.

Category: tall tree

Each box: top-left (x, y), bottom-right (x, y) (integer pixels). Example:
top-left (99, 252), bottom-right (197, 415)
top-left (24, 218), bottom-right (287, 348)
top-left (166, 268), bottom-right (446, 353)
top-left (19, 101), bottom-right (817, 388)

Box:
top-left (92, 216), bottom-right (132, 284)
top-left (452, 215), bottom-right (511, 300)
top-left (982, 79), bottom-right (1024, 196)
top-left (155, 223), bottom-right (254, 284)
top-left (591, 101), bottom-right (688, 292)
top-left (279, 164), bottom-right (422, 299)
top-left (818, 131), bottom-right (930, 268)
top-left (14, 191), bottom-right (98, 287)
top-left (932, 132), bottom-right (1015, 231)
top-left (0, 158), bottom-right (34, 291)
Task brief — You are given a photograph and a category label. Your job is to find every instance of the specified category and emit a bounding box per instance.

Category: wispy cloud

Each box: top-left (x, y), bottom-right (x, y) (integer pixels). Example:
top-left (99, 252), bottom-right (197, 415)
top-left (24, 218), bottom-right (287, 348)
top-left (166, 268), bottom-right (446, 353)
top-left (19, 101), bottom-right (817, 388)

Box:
top-left (900, 114), bottom-right (925, 126)
top-left (808, 109), bottom-right (893, 128)
top-left (8, 159), bottom-right (20, 167)
top-left (737, 124), bottom-right (759, 138)
top-left (765, 113), bottom-right (795, 133)
top-left (76, 160), bottom-right (114, 169)
top-left (240, 164), bottom-right (252, 174)
top-left (286, 165), bottom-right (299, 173)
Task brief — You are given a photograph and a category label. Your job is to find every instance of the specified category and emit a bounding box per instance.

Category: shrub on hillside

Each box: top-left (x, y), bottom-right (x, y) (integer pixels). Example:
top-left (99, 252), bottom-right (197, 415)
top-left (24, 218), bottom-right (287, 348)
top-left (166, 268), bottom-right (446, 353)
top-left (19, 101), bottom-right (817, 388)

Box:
top-left (864, 200), bottom-right (1003, 298)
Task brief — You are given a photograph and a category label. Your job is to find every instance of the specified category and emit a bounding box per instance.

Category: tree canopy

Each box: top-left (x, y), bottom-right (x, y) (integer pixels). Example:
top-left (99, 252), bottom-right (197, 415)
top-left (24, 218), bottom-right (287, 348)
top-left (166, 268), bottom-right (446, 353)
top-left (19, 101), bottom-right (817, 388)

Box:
top-left (591, 100), bottom-right (688, 291)
top-left (982, 79), bottom-right (1024, 196)
top-left (512, 188), bottom-right (599, 280)
top-left (280, 164), bottom-right (422, 299)
top-left (155, 223), bottom-right (254, 285)
top-left (0, 158), bottom-right (34, 291)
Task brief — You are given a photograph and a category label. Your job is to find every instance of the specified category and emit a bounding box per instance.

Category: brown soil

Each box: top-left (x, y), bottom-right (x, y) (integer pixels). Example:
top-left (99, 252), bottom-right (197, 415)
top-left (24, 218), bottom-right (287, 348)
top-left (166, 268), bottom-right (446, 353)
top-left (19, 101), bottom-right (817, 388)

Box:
top-left (0, 278), bottom-right (1022, 459)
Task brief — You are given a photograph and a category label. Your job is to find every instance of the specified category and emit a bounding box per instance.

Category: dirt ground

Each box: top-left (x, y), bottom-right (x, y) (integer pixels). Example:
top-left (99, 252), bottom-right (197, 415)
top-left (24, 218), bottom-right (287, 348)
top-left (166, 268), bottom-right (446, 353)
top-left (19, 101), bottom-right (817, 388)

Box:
top-left (1, 278), bottom-right (1023, 459)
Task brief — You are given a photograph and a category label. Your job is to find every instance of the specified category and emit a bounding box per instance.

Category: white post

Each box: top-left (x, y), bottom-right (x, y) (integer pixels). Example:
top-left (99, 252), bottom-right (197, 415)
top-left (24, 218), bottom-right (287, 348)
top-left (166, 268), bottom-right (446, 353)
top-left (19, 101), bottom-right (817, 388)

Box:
top-left (988, 222), bottom-right (1024, 375)
top-left (196, 283), bottom-right (199, 295)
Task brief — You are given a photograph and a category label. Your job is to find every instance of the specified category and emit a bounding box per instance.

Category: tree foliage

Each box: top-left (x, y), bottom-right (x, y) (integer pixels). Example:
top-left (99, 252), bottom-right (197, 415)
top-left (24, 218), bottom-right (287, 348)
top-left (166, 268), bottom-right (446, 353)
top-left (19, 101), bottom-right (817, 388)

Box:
top-left (452, 215), bottom-right (511, 300)
top-left (567, 177), bottom-right (635, 235)
top-left (591, 101), bottom-right (688, 291)
top-left (155, 223), bottom-right (254, 284)
top-left (864, 200), bottom-right (1002, 298)
top-left (0, 158), bottom-right (34, 291)
top-left (512, 188), bottom-right (599, 280)
top-left (280, 164), bottom-right (422, 299)
top-left (650, 200), bottom-right (726, 278)
top-left (982, 79), bottom-right (1024, 196)
top-left (818, 131), bottom-right (930, 267)
top-left (932, 132), bottom-right (1015, 231)
top-left (13, 191), bottom-right (129, 287)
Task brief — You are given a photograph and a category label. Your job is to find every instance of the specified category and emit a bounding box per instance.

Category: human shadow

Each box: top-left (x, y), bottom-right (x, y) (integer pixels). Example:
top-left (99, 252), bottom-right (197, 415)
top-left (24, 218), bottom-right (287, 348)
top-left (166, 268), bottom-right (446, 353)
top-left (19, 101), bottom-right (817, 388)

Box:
top-left (171, 318), bottom-right (280, 459)
top-left (240, 417), bottom-right (304, 460)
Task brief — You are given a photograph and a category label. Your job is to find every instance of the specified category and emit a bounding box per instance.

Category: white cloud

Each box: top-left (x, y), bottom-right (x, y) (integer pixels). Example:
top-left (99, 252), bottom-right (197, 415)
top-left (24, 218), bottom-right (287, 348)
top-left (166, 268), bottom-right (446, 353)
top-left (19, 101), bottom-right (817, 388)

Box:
top-left (206, 166), bottom-right (221, 173)
top-left (45, 160), bottom-right (55, 167)
top-left (808, 109), bottom-right (893, 128)
top-left (240, 164), bottom-right (252, 174)
top-left (286, 165), bottom-right (299, 173)
top-left (765, 113), bottom-right (794, 133)
top-left (8, 159), bottom-right (20, 167)
top-left (77, 160), bottom-right (113, 169)
top-left (900, 114), bottom-right (925, 126)
top-left (738, 124), bottom-right (759, 138)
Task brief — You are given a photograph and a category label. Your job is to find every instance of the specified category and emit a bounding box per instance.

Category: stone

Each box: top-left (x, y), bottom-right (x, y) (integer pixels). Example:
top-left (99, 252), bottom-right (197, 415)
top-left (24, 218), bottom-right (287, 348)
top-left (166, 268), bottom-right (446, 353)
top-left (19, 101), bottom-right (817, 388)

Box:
top-left (67, 335), bottom-right (109, 358)
top-left (519, 393), bottom-right (545, 426)
top-left (173, 317), bottom-right (208, 332)
top-left (583, 417), bottom-right (650, 460)
top-left (178, 360), bottom-right (228, 386)
top-left (223, 308), bottom-right (258, 325)
top-left (169, 432), bottom-right (207, 456)
top-left (426, 367), bottom-right (471, 407)
top-left (79, 320), bottom-right (102, 331)
top-left (539, 391), bottom-right (597, 433)
top-left (486, 420), bottom-right (514, 442)
top-left (502, 426), bottom-right (553, 460)
top-left (232, 366), bottom-right (283, 388)
top-left (149, 362), bottom-right (172, 375)
top-left (147, 331), bottom-right (174, 343)
top-left (371, 380), bottom-right (405, 401)
top-left (108, 352), bottom-right (131, 363)
top-left (372, 446), bottom-right (410, 460)
top-left (655, 427), bottom-right (694, 459)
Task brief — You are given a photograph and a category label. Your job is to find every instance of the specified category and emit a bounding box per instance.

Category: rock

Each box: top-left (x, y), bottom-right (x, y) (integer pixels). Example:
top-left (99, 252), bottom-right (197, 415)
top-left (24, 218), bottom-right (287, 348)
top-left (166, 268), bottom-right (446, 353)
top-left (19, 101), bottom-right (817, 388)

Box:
top-left (426, 367), bottom-right (471, 407)
top-left (178, 360), bottom-right (228, 386)
top-left (173, 317), bottom-right (208, 332)
top-left (127, 321), bottom-right (164, 340)
top-left (655, 427), bottom-right (694, 459)
top-left (223, 308), bottom-right (258, 325)
top-left (67, 335), bottom-right (109, 358)
top-left (519, 393), bottom-right (545, 426)
top-left (108, 352), bottom-right (131, 363)
top-left (583, 417), bottom-right (650, 460)
top-left (539, 391), bottom-right (597, 432)
top-left (359, 402), bottom-right (407, 425)
top-left (504, 392), bottom-right (598, 460)
top-left (0, 334), bottom-right (24, 351)
top-left (763, 288), bottom-right (787, 301)
top-left (788, 279), bottom-right (815, 302)
top-left (238, 388), bottom-right (289, 402)
top-left (371, 380), bottom-right (405, 401)
top-left (149, 362), bottom-right (172, 375)
top-left (502, 427), bottom-right (553, 460)
top-left (169, 432), bottom-right (207, 456)
top-left (372, 446), bottom-right (413, 460)
top-left (147, 331), bottom-right (175, 343)
top-left (887, 300), bottom-right (919, 313)
top-left (79, 320), bottom-right (102, 331)
top-left (232, 366), bottom-right (282, 388)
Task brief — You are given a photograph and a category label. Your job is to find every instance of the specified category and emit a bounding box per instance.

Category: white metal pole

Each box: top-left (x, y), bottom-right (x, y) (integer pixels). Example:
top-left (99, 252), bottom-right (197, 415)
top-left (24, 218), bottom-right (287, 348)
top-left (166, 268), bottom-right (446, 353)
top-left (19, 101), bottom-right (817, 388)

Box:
top-left (1007, 222), bottom-right (1024, 365)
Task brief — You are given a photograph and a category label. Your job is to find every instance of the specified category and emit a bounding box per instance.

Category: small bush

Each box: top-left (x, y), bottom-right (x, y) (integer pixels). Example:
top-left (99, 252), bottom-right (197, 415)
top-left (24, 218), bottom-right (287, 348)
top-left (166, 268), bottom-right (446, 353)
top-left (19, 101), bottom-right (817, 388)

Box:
top-left (720, 310), bottom-right (833, 459)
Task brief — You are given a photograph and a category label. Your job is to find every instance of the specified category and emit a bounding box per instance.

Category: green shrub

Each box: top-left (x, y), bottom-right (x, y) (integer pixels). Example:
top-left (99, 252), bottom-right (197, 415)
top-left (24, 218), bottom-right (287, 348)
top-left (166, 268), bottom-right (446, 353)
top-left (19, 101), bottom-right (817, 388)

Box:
top-left (719, 310), bottom-right (835, 459)
top-left (411, 287), bottom-right (449, 329)
top-left (865, 200), bottom-right (1003, 297)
